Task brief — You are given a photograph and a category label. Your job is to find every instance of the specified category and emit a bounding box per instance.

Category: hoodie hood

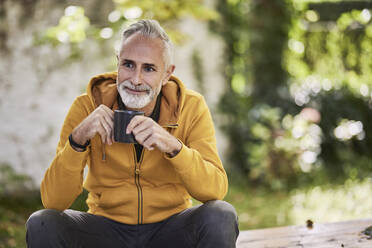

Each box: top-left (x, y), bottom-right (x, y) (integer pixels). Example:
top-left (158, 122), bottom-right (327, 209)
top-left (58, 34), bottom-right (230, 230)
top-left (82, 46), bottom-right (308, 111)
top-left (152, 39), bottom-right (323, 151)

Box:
top-left (86, 71), bottom-right (186, 126)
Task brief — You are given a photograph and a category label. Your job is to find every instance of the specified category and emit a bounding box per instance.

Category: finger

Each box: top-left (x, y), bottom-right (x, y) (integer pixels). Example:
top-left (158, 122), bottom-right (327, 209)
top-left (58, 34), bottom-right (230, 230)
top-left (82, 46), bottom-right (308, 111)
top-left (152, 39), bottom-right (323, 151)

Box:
top-left (97, 106), bottom-right (114, 126)
top-left (133, 127), bottom-right (153, 146)
top-left (104, 124), bottom-right (113, 145)
top-left (99, 119), bottom-right (111, 145)
top-left (146, 146), bottom-right (154, 151)
top-left (99, 104), bottom-right (113, 112)
top-left (142, 135), bottom-right (157, 151)
top-left (132, 119), bottom-right (154, 136)
top-left (97, 124), bottom-right (108, 144)
top-left (126, 116), bottom-right (147, 134)
top-left (98, 107), bottom-right (114, 144)
top-left (103, 114), bottom-right (114, 132)
top-left (92, 106), bottom-right (114, 130)
top-left (101, 105), bottom-right (114, 122)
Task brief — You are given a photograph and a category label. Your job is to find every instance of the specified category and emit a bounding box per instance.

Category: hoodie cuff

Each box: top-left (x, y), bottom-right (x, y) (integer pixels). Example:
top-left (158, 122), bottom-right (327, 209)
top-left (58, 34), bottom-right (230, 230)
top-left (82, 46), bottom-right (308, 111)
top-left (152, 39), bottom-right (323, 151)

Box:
top-left (60, 140), bottom-right (89, 172)
top-left (164, 141), bottom-right (192, 173)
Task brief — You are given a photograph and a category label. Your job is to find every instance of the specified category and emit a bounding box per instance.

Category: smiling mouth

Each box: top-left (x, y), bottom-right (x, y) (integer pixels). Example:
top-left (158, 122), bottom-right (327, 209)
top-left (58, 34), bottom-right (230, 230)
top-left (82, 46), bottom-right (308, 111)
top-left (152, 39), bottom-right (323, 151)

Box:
top-left (125, 87), bottom-right (149, 95)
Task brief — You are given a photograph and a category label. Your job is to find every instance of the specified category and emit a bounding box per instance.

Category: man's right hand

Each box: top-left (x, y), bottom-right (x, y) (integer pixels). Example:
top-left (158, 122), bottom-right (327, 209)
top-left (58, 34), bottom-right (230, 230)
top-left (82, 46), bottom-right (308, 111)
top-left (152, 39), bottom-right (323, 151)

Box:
top-left (71, 104), bottom-right (114, 150)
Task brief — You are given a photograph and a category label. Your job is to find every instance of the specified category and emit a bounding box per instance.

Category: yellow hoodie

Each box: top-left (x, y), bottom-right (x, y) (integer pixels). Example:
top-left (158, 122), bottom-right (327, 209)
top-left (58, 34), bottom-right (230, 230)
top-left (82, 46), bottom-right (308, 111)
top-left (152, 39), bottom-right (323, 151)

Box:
top-left (41, 72), bottom-right (228, 224)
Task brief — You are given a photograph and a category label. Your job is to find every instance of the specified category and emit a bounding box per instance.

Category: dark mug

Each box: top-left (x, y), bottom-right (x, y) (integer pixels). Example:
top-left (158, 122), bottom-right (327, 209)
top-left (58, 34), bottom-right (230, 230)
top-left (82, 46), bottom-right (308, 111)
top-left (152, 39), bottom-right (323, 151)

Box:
top-left (114, 110), bottom-right (144, 143)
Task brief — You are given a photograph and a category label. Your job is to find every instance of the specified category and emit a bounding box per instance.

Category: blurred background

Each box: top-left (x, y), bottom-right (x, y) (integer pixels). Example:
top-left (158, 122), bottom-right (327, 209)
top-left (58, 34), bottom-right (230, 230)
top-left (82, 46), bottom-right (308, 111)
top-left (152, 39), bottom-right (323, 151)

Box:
top-left (1, 0), bottom-right (372, 247)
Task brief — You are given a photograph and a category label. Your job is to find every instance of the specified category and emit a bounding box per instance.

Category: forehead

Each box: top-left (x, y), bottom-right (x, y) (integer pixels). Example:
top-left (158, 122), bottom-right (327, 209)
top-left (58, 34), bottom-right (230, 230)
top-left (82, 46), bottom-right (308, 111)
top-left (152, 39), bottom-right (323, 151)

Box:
top-left (119, 33), bottom-right (165, 66)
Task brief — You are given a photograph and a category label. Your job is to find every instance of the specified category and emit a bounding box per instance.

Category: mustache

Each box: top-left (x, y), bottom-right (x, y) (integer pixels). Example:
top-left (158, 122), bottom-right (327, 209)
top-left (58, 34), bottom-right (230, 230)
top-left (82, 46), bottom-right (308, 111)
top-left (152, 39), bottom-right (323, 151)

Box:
top-left (118, 80), bottom-right (151, 91)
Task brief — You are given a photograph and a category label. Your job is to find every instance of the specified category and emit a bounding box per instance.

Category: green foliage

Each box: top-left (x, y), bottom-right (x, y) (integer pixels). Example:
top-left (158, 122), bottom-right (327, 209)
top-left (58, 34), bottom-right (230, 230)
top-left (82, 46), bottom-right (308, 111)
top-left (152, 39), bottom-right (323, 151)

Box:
top-left (113, 0), bottom-right (218, 44)
top-left (0, 191), bottom-right (42, 248)
top-left (0, 164), bottom-right (91, 247)
top-left (215, 0), bottom-right (372, 189)
top-left (191, 49), bottom-right (205, 94)
top-left (36, 0), bottom-right (218, 60)
top-left (227, 176), bottom-right (372, 231)
top-left (0, 163), bottom-right (41, 248)
top-left (285, 3), bottom-right (372, 179)
top-left (290, 178), bottom-right (372, 223)
top-left (70, 189), bottom-right (89, 212)
top-left (225, 179), bottom-right (292, 230)
top-left (214, 0), bottom-right (300, 189)
top-left (0, 163), bottom-right (34, 195)
top-left (43, 6), bottom-right (90, 45)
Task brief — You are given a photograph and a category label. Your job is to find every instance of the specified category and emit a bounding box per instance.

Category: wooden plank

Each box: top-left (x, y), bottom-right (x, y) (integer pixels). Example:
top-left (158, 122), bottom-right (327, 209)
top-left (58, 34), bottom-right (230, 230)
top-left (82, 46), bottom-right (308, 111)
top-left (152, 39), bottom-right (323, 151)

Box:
top-left (237, 218), bottom-right (372, 248)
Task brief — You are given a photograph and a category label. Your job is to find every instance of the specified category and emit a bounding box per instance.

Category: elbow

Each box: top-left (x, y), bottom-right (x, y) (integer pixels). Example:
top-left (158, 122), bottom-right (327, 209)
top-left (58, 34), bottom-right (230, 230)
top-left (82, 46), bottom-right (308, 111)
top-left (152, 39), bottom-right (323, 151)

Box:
top-left (218, 172), bottom-right (229, 200)
top-left (41, 194), bottom-right (68, 211)
top-left (40, 185), bottom-right (70, 211)
top-left (202, 174), bottom-right (229, 202)
top-left (195, 183), bottom-right (228, 203)
top-left (217, 182), bottom-right (228, 200)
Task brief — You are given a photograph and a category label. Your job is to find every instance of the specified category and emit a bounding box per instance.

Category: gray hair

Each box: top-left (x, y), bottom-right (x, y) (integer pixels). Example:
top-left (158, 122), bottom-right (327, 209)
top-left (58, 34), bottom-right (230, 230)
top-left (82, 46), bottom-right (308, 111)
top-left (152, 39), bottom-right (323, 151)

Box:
top-left (120, 19), bottom-right (173, 68)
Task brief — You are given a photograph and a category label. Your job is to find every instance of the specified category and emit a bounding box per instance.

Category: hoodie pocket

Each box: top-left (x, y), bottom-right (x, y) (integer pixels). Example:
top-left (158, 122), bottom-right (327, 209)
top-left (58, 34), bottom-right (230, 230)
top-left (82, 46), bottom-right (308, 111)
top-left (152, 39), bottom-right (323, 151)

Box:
top-left (93, 186), bottom-right (138, 216)
top-left (144, 184), bottom-right (187, 210)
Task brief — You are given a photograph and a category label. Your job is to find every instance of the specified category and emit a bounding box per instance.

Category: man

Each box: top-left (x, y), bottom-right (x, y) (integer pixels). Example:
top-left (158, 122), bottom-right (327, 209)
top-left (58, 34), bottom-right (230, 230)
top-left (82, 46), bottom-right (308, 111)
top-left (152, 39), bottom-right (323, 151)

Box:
top-left (26, 19), bottom-right (239, 248)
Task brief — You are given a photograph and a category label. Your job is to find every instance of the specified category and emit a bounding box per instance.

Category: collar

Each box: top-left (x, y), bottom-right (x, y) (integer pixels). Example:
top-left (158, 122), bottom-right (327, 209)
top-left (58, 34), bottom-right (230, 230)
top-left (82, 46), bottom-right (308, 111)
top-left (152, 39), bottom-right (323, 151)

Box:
top-left (86, 72), bottom-right (186, 127)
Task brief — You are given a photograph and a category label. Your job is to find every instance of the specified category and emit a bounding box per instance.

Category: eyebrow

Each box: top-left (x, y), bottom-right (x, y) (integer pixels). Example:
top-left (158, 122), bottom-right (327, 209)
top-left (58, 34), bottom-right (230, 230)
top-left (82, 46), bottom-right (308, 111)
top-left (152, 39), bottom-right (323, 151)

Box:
top-left (143, 63), bottom-right (157, 69)
top-left (122, 59), bottom-right (157, 69)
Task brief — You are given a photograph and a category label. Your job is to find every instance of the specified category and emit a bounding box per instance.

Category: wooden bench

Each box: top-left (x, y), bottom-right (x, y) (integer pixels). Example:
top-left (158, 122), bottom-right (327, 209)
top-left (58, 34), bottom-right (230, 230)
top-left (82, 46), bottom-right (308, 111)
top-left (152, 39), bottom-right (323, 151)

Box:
top-left (237, 218), bottom-right (372, 247)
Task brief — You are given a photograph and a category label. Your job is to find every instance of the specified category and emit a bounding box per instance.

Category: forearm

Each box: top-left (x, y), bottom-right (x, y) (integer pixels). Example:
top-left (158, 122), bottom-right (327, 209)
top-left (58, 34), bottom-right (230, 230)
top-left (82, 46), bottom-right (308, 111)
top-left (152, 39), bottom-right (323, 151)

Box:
top-left (41, 137), bottom-right (88, 210)
top-left (166, 142), bottom-right (228, 202)
top-left (41, 94), bottom-right (92, 210)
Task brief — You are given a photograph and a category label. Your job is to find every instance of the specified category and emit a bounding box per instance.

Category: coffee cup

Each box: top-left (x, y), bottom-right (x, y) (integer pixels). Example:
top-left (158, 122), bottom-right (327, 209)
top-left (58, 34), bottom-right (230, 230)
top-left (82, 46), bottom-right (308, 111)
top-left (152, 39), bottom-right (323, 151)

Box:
top-left (114, 110), bottom-right (144, 143)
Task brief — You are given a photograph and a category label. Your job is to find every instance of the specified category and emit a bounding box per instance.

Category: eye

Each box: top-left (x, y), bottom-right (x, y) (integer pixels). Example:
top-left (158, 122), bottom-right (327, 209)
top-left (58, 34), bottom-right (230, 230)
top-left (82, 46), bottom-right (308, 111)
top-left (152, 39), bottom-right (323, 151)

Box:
top-left (144, 65), bottom-right (155, 72)
top-left (122, 61), bottom-right (134, 69)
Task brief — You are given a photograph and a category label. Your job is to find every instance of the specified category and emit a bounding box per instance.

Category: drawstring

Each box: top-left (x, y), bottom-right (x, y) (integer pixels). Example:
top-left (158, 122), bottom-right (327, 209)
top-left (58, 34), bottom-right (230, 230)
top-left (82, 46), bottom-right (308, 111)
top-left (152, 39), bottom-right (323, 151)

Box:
top-left (101, 142), bottom-right (106, 161)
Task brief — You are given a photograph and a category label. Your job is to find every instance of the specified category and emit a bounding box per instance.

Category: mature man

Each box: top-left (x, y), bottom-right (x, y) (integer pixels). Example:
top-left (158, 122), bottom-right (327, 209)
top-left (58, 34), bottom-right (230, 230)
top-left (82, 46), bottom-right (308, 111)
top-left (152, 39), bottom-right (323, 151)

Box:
top-left (26, 19), bottom-right (239, 248)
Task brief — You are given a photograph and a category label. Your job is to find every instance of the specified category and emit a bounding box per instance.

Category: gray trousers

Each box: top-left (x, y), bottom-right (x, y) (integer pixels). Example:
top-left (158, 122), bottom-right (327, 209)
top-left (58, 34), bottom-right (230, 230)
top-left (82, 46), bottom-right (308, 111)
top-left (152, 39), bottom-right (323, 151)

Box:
top-left (26, 200), bottom-right (239, 248)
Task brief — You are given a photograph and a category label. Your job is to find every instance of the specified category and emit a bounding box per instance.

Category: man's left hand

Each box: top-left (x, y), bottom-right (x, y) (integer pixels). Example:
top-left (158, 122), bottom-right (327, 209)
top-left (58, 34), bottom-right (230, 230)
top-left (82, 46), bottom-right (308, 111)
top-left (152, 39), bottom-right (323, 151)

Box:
top-left (126, 116), bottom-right (182, 157)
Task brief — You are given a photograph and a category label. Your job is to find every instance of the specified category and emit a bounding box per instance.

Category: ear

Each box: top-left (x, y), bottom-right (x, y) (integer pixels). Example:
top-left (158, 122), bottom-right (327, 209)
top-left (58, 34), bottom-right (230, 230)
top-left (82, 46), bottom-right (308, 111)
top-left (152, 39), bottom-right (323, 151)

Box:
top-left (162, 65), bottom-right (176, 86)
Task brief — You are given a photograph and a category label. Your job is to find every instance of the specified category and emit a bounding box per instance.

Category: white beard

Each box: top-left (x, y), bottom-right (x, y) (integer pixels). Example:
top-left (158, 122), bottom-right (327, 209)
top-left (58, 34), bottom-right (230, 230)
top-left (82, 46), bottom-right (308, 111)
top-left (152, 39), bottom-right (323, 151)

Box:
top-left (117, 80), bottom-right (161, 109)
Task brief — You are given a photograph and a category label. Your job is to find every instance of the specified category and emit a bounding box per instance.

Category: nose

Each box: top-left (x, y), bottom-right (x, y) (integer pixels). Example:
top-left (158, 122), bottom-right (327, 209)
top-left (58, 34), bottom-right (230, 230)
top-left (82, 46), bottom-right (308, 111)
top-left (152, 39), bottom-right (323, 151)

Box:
top-left (132, 68), bottom-right (142, 86)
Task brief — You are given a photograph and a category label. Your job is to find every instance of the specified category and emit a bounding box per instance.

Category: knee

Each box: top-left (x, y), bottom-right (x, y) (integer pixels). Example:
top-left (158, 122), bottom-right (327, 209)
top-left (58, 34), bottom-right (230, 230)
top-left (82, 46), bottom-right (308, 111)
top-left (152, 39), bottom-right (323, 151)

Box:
top-left (26, 209), bottom-right (63, 232)
top-left (199, 200), bottom-right (238, 227)
top-left (195, 200), bottom-right (239, 242)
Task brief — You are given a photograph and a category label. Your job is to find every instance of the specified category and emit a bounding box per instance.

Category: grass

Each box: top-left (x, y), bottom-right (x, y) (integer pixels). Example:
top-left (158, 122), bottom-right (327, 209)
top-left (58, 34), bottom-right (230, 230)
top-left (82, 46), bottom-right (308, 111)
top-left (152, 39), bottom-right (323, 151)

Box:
top-left (224, 182), bottom-right (293, 230)
top-left (0, 192), bottom-right (42, 248)
top-left (226, 177), bottom-right (372, 231)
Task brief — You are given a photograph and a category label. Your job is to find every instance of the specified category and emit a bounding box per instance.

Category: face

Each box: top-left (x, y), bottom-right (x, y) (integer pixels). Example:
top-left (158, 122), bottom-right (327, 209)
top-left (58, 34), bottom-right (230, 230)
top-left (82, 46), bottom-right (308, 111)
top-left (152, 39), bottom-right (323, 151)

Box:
top-left (117, 33), bottom-right (174, 114)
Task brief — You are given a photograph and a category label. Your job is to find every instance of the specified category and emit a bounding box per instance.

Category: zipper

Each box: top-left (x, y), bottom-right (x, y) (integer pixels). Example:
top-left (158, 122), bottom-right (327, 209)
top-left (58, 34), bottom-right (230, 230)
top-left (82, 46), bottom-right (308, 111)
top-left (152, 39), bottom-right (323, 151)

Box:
top-left (133, 146), bottom-right (144, 224)
top-left (132, 124), bottom-right (178, 224)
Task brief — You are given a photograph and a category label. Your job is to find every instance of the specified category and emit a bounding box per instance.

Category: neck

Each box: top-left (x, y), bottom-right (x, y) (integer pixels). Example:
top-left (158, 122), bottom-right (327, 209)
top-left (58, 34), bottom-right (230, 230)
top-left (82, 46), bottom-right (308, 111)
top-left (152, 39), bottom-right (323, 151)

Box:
top-left (127, 99), bottom-right (157, 117)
